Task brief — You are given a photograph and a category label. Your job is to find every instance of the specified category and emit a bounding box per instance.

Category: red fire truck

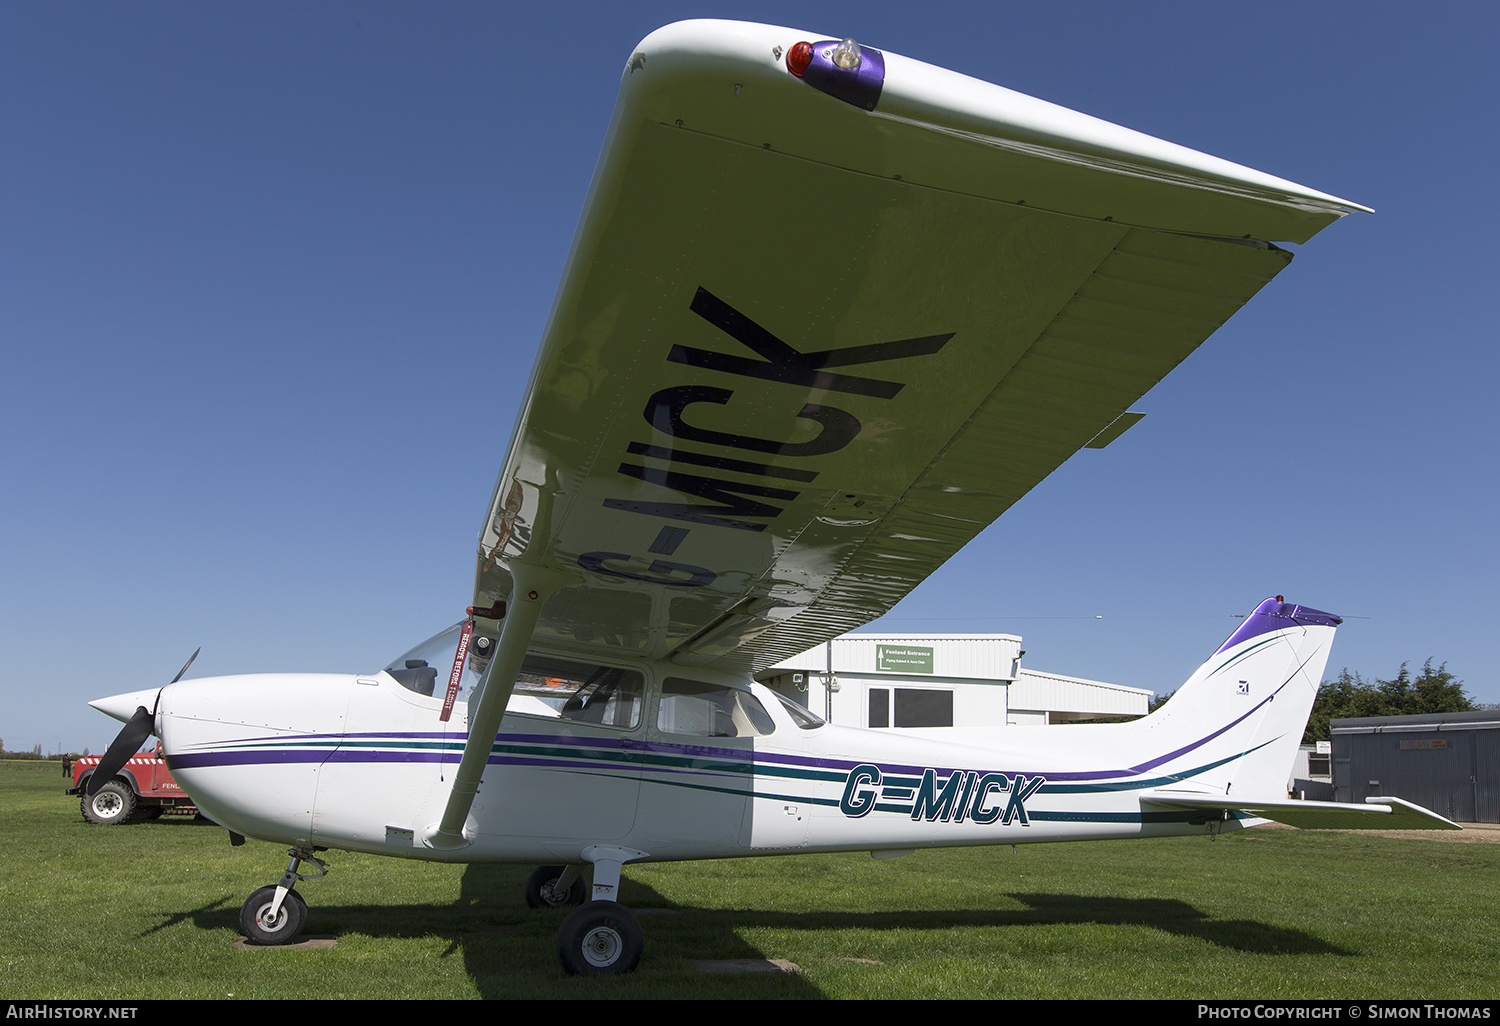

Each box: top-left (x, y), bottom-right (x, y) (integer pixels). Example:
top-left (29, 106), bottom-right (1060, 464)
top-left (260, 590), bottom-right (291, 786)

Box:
top-left (67, 743), bottom-right (197, 824)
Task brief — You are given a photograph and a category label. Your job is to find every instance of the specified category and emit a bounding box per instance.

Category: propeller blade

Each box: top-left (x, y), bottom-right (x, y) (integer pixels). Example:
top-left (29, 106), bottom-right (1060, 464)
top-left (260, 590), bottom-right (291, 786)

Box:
top-left (169, 647), bottom-right (201, 685)
top-left (86, 648), bottom-right (198, 796)
top-left (87, 705), bottom-right (156, 796)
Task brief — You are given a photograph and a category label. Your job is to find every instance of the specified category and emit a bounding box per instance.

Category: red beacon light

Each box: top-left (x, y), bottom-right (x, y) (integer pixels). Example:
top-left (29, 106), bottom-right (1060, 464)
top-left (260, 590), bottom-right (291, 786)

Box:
top-left (786, 40), bottom-right (814, 77)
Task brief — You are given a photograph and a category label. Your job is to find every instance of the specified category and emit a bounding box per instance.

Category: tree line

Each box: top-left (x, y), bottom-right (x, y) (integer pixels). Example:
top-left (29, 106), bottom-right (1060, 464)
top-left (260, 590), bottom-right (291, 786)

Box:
top-left (1302, 660), bottom-right (1476, 744)
top-left (0, 742), bottom-right (86, 761)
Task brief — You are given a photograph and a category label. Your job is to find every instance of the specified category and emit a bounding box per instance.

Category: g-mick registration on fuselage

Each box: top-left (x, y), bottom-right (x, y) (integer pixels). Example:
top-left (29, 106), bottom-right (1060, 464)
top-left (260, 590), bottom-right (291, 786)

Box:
top-left (86, 20), bottom-right (1454, 976)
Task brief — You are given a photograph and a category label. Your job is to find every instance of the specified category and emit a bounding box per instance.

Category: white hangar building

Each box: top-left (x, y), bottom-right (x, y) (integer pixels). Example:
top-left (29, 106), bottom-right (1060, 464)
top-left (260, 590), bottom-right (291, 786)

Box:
top-left (755, 633), bottom-right (1150, 730)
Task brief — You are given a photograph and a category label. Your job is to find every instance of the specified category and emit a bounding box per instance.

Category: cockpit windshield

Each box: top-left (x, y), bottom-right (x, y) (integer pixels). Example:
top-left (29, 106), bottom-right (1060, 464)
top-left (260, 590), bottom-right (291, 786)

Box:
top-left (770, 689), bottom-right (825, 729)
top-left (384, 623), bottom-right (483, 701)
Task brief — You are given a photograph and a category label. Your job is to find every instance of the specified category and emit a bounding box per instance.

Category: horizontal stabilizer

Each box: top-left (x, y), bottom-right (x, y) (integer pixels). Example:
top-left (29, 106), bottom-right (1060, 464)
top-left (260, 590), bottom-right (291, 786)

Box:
top-left (1140, 791), bottom-right (1461, 831)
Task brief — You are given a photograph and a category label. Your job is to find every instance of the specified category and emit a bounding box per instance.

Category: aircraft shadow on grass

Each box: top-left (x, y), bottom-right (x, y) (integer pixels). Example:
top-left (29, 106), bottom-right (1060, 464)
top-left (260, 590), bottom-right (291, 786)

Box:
top-left (158, 865), bottom-right (823, 996)
top-left (155, 865), bottom-right (1348, 997)
top-left (634, 892), bottom-right (1352, 958)
top-left (1003, 893), bottom-right (1353, 956)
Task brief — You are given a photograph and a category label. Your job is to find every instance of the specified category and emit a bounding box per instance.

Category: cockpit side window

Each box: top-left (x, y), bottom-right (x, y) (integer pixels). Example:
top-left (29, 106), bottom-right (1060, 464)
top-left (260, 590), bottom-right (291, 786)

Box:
top-left (658, 678), bottom-right (775, 738)
top-left (383, 624), bottom-right (642, 729)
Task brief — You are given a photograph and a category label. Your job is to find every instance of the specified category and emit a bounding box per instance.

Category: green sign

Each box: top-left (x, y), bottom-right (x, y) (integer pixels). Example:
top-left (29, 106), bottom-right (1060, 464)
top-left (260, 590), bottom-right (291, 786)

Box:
top-left (877, 645), bottom-right (934, 674)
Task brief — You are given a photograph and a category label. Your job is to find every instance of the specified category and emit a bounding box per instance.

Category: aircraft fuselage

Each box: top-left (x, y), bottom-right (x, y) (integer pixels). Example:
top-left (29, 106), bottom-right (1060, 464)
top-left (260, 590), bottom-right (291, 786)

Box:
top-left (157, 650), bottom-right (1251, 866)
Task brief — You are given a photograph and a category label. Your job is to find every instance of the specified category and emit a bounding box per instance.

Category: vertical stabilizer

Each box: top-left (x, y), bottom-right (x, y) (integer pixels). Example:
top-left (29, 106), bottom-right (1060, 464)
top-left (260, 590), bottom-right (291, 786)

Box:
top-left (1136, 598), bottom-right (1340, 798)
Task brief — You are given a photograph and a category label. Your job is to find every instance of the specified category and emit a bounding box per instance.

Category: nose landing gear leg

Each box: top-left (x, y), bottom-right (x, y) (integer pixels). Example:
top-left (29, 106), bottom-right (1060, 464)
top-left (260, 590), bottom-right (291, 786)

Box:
top-left (240, 847), bottom-right (328, 945)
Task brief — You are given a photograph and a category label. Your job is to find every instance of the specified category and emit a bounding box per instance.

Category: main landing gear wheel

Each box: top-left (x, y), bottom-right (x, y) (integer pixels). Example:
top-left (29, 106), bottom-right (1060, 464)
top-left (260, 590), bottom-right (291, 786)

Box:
top-left (556, 901), bottom-right (643, 976)
top-left (81, 780), bottom-right (135, 825)
top-left (240, 886), bottom-right (307, 946)
top-left (526, 865), bottom-right (586, 909)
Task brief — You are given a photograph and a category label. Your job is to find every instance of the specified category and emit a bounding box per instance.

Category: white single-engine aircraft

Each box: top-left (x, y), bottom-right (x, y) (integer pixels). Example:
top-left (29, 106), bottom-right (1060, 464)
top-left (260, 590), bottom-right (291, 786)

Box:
top-left (87, 20), bottom-right (1457, 975)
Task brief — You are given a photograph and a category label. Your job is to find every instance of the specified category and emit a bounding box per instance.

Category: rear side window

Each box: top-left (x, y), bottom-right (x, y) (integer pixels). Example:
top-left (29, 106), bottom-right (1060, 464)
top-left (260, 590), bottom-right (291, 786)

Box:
top-left (659, 679), bottom-right (775, 738)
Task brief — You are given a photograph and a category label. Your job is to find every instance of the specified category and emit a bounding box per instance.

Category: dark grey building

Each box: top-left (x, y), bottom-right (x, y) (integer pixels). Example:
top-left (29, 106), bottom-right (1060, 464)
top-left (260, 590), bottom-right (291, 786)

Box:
top-left (1332, 711), bottom-right (1500, 824)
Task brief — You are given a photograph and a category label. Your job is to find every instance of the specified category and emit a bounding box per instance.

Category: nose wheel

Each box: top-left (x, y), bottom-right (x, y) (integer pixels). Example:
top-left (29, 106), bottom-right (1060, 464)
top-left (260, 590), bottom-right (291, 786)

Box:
top-left (241, 885), bottom-right (307, 944)
top-left (239, 847), bottom-right (327, 946)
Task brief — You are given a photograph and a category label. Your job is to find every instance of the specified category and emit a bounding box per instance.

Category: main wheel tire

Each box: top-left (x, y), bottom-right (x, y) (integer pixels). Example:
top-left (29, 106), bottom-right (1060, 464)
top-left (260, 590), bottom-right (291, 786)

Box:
top-left (556, 901), bottom-right (643, 975)
top-left (526, 865), bottom-right (587, 909)
top-left (81, 781), bottom-right (136, 825)
top-left (240, 886), bottom-right (308, 946)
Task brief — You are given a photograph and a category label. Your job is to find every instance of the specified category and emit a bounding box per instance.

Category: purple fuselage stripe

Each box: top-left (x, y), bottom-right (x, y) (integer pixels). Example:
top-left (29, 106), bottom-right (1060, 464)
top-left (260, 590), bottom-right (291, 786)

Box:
top-left (169, 627), bottom-right (1317, 781)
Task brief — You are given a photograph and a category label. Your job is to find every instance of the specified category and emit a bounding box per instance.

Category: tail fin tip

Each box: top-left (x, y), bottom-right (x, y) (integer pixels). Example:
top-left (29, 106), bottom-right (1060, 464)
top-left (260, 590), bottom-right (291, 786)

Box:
top-left (1215, 596), bottom-right (1342, 657)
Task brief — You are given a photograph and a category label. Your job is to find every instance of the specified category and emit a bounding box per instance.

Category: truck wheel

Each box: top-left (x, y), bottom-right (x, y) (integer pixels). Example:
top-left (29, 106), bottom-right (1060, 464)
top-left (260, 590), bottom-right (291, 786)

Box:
top-left (81, 781), bottom-right (136, 825)
top-left (240, 887), bottom-right (307, 946)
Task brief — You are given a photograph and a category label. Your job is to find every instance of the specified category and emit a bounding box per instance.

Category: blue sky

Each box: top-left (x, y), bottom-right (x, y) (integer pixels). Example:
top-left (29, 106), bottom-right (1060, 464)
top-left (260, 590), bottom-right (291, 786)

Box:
top-left (4, 2), bottom-right (1496, 754)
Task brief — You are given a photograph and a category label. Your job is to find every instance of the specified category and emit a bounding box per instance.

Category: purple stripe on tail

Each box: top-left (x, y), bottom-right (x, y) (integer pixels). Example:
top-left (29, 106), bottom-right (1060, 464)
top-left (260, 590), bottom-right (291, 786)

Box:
top-left (1215, 597), bottom-right (1342, 656)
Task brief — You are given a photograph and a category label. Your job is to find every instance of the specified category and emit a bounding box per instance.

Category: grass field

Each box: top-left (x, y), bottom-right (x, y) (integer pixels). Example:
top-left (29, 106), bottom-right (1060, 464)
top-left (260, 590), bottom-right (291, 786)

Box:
top-left (3, 760), bottom-right (1496, 1000)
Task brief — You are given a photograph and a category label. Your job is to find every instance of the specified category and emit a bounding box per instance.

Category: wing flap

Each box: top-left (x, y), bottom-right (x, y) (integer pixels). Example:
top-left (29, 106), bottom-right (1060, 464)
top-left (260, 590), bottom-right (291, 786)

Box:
top-left (1140, 791), bottom-right (1462, 831)
top-left (736, 231), bottom-right (1289, 669)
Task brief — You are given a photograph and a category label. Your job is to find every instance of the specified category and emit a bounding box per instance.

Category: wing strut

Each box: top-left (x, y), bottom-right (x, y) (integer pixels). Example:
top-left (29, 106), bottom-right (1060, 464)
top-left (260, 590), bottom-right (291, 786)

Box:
top-left (422, 562), bottom-right (576, 850)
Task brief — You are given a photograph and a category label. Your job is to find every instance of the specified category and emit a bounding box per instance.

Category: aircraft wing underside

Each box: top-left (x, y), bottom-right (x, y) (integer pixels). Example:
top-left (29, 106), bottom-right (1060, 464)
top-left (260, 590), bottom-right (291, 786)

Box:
top-left (470, 20), bottom-right (1365, 673)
